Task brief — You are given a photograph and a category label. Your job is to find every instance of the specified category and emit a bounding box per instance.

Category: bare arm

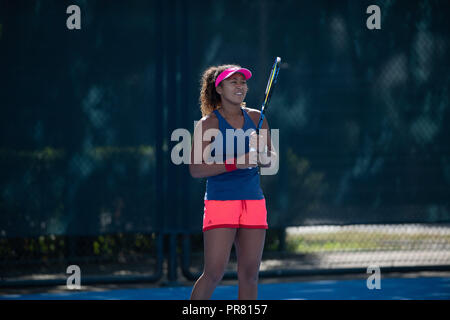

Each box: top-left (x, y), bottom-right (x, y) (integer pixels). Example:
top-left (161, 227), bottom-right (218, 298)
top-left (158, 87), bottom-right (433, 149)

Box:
top-left (189, 116), bottom-right (256, 178)
top-left (260, 115), bottom-right (277, 167)
top-left (247, 109), bottom-right (278, 168)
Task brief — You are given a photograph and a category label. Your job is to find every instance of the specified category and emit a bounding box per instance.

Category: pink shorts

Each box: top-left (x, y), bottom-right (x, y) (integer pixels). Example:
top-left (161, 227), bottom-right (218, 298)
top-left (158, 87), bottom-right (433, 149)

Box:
top-left (203, 199), bottom-right (268, 232)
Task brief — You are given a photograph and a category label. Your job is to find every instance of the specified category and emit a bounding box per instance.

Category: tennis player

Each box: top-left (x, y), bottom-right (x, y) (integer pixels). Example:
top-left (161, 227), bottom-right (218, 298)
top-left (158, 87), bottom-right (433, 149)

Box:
top-left (189, 64), bottom-right (276, 300)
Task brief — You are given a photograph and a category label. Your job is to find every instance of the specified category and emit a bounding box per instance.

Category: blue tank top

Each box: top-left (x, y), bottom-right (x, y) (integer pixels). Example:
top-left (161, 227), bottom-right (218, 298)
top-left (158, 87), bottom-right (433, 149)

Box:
top-left (204, 107), bottom-right (264, 200)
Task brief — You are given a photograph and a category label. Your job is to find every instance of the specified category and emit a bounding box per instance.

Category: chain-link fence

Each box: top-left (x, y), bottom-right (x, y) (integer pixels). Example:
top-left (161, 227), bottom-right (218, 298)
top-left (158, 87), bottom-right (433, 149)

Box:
top-left (1, 0), bottom-right (449, 286)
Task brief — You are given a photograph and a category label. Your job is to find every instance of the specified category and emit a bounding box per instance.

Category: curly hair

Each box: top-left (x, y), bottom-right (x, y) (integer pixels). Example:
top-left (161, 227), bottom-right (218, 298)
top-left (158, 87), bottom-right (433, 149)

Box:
top-left (199, 64), bottom-right (246, 117)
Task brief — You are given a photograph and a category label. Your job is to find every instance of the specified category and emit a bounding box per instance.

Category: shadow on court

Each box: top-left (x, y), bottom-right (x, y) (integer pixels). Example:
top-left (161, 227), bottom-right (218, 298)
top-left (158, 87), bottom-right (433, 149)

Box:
top-left (1, 276), bottom-right (449, 300)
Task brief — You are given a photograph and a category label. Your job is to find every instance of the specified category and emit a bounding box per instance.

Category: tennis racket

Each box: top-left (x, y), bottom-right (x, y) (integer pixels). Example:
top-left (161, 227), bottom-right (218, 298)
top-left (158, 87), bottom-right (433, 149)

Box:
top-left (250, 56), bottom-right (281, 153)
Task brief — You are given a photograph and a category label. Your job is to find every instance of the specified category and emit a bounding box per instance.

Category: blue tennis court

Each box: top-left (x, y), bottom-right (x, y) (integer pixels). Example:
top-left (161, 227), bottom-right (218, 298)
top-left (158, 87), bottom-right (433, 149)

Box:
top-left (2, 276), bottom-right (449, 300)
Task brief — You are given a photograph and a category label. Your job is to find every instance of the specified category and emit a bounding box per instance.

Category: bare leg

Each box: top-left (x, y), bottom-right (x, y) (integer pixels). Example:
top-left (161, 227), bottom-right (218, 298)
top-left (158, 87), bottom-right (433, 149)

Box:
top-left (190, 228), bottom-right (237, 300)
top-left (234, 228), bottom-right (266, 300)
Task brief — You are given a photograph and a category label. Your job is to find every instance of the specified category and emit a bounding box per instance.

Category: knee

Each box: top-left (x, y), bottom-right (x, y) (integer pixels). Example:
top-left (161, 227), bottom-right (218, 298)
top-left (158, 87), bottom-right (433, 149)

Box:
top-left (238, 267), bottom-right (259, 285)
top-left (202, 269), bottom-right (225, 286)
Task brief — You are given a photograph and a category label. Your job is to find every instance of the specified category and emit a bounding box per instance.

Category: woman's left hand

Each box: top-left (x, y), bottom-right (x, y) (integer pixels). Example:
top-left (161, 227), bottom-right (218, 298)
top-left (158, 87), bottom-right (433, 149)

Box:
top-left (249, 130), bottom-right (267, 153)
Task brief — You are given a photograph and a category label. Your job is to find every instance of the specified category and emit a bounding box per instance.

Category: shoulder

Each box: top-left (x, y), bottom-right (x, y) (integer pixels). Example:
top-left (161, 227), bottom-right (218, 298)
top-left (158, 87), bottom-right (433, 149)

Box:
top-left (196, 111), bottom-right (219, 131)
top-left (242, 106), bottom-right (261, 125)
top-left (243, 106), bottom-right (261, 119)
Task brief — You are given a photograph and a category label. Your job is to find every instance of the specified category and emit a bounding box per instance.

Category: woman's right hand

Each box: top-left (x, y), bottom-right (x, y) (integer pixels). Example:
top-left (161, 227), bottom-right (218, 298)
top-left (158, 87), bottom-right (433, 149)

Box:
top-left (235, 151), bottom-right (258, 169)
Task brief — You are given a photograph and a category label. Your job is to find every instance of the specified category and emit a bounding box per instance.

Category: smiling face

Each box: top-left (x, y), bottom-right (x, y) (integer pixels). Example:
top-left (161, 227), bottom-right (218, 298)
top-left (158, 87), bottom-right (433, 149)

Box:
top-left (216, 73), bottom-right (248, 106)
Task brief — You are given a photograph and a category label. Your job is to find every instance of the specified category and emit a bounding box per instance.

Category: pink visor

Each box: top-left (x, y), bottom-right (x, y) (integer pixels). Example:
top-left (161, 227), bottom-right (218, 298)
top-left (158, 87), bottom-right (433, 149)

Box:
top-left (215, 67), bottom-right (252, 87)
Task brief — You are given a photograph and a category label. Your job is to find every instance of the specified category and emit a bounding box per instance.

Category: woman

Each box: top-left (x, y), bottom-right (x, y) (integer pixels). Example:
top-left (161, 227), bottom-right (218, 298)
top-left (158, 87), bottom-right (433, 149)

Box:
top-left (189, 64), bottom-right (276, 300)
